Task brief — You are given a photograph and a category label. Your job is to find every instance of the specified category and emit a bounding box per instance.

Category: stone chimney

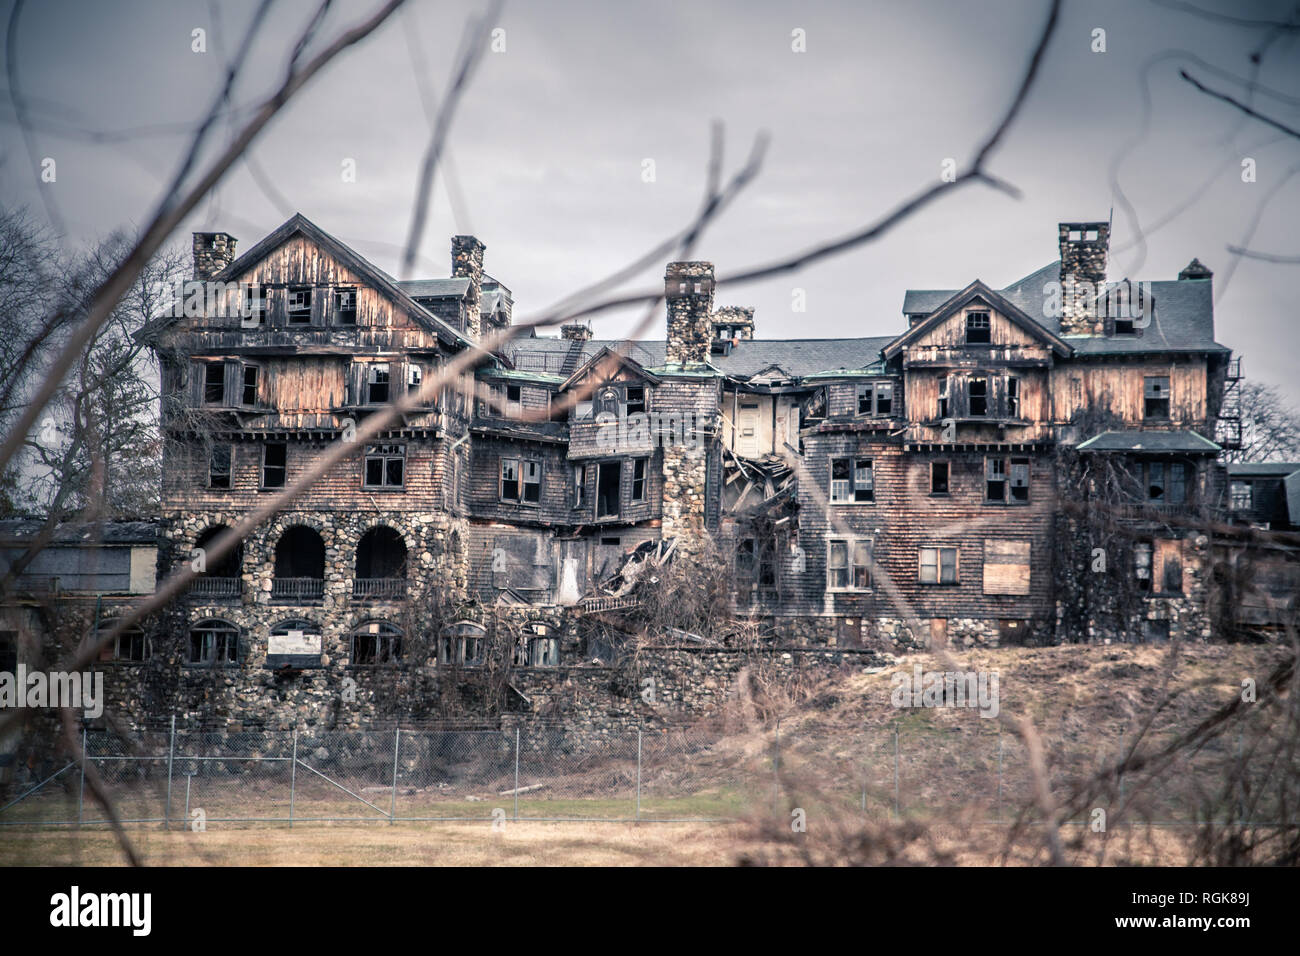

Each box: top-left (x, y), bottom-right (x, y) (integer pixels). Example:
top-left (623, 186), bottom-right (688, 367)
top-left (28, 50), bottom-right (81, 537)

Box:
top-left (1179, 258), bottom-right (1213, 281)
top-left (451, 235), bottom-right (486, 339)
top-left (1058, 221), bottom-right (1109, 336)
top-left (665, 261), bottom-right (715, 366)
top-left (192, 232), bottom-right (237, 280)
top-left (560, 322), bottom-right (592, 342)
top-left (711, 305), bottom-right (755, 341)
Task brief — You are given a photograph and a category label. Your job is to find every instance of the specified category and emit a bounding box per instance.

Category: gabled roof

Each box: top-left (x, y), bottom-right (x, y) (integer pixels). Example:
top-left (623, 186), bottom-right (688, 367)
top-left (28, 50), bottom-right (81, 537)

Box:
top-left (558, 345), bottom-right (661, 392)
top-left (1077, 430), bottom-right (1222, 454)
top-left (144, 213), bottom-right (481, 354)
top-left (906, 261), bottom-right (1230, 356)
top-left (884, 279), bottom-right (1073, 360)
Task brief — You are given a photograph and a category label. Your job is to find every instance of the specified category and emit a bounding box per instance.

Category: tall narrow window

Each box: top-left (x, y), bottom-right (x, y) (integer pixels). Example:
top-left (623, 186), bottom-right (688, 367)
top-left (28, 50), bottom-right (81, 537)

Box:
top-left (853, 458), bottom-right (874, 502)
top-left (1009, 458), bottom-right (1030, 503)
top-left (262, 443), bottom-right (286, 489)
top-left (986, 457), bottom-right (1007, 502)
top-left (857, 383), bottom-right (874, 416)
top-left (931, 461), bottom-right (949, 495)
top-left (828, 540), bottom-right (849, 589)
top-left (853, 539), bottom-right (872, 589)
top-left (500, 458), bottom-right (520, 502)
top-left (631, 457), bottom-right (647, 502)
top-left (521, 460), bottom-right (541, 504)
top-left (875, 383), bottom-right (893, 415)
top-left (366, 364), bottom-right (390, 404)
top-left (596, 461), bottom-right (621, 518)
top-left (1006, 376), bottom-right (1019, 418)
top-left (407, 364), bottom-right (422, 395)
top-left (830, 458), bottom-right (852, 503)
top-left (938, 376), bottom-right (950, 419)
top-left (966, 312), bottom-right (991, 344)
top-left (241, 365), bottom-right (258, 406)
top-left (1167, 462), bottom-right (1187, 504)
top-left (1147, 462), bottom-right (1166, 501)
top-left (203, 363), bottom-right (225, 405)
top-left (209, 444), bottom-right (232, 489)
top-left (969, 377), bottom-right (988, 416)
top-left (506, 384), bottom-right (522, 418)
top-left (1144, 376), bottom-right (1170, 420)
top-left (573, 464), bottom-right (587, 508)
top-left (626, 386), bottom-right (646, 415)
top-left (1134, 542), bottom-right (1152, 591)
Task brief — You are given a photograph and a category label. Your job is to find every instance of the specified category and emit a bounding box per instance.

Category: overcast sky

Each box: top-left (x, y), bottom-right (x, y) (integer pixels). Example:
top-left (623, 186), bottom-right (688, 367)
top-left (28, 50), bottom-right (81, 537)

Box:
top-left (3, 0), bottom-right (1299, 402)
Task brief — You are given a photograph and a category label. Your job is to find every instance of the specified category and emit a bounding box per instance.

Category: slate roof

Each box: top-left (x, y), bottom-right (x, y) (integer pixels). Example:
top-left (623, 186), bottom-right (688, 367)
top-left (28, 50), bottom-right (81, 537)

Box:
top-left (0, 519), bottom-right (158, 545)
top-left (905, 260), bottom-right (1229, 356)
top-left (505, 336), bottom-right (896, 380)
top-left (1076, 430), bottom-right (1222, 454)
top-left (398, 278), bottom-right (470, 299)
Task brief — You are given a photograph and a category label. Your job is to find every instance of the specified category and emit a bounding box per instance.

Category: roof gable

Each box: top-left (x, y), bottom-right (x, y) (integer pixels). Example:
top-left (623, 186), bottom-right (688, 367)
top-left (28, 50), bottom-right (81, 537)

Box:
top-left (559, 345), bottom-right (661, 392)
top-left (884, 280), bottom-right (1072, 360)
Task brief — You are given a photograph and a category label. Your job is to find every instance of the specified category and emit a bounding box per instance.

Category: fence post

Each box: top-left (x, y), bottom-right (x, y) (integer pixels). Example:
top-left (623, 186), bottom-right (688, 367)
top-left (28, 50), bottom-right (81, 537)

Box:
top-left (165, 714), bottom-right (175, 831)
top-left (997, 726), bottom-right (1004, 824)
top-left (893, 725), bottom-right (900, 819)
top-left (513, 727), bottom-right (521, 822)
top-left (289, 728), bottom-right (298, 828)
top-left (77, 726), bottom-right (86, 826)
top-left (636, 728), bottom-right (642, 823)
top-left (389, 728), bottom-right (400, 824)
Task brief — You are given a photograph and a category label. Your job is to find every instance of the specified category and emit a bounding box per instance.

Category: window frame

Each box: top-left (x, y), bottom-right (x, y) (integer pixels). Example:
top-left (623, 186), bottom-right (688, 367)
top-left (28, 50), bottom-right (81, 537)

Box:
top-left (919, 546), bottom-right (958, 585)
top-left (186, 619), bottom-right (240, 668)
top-left (965, 311), bottom-right (991, 344)
top-left (1143, 376), bottom-right (1171, 420)
top-left (286, 286), bottom-right (313, 325)
top-left (827, 537), bottom-right (873, 592)
top-left (333, 286), bottom-right (357, 325)
top-left (630, 457), bottom-right (648, 502)
top-left (930, 461), bottom-right (949, 496)
top-left (365, 363), bottom-right (391, 405)
top-left (1229, 479), bottom-right (1252, 511)
top-left (830, 456), bottom-right (874, 504)
top-left (261, 442), bottom-right (287, 489)
top-left (351, 620), bottom-right (403, 667)
top-left (208, 443), bottom-right (233, 490)
top-left (857, 381), bottom-right (894, 417)
top-left (363, 443), bottom-right (406, 490)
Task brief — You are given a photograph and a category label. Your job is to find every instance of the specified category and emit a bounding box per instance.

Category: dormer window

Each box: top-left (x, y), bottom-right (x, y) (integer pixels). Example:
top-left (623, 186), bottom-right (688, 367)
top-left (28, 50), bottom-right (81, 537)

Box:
top-left (965, 312), bottom-right (991, 344)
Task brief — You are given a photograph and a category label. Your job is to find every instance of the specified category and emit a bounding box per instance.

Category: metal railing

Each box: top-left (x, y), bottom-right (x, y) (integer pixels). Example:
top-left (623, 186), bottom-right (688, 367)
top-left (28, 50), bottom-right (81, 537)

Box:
top-left (270, 577), bottom-right (324, 601)
top-left (190, 577), bottom-right (242, 598)
top-left (352, 578), bottom-right (407, 600)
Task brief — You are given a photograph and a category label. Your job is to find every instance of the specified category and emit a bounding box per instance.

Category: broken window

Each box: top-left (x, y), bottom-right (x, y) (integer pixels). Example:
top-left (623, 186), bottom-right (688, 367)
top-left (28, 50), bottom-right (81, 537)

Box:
top-left (209, 443), bottom-right (232, 489)
top-left (521, 460), bottom-right (541, 504)
top-left (241, 365), bottom-right (258, 406)
top-left (875, 382), bottom-right (893, 416)
top-left (931, 461), bottom-right (949, 495)
top-left (631, 457), bottom-right (647, 502)
top-left (364, 443), bottom-right (405, 489)
top-left (516, 624), bottom-right (558, 667)
top-left (969, 376), bottom-right (988, 416)
top-left (920, 547), bottom-right (957, 584)
top-left (597, 461), bottom-right (621, 518)
top-left (352, 621), bottom-right (402, 665)
top-left (333, 287), bottom-right (357, 324)
top-left (938, 376), bottom-right (950, 419)
top-left (506, 384), bottom-right (522, 418)
top-left (287, 286), bottom-right (312, 324)
top-left (244, 284), bottom-right (266, 325)
top-left (986, 457), bottom-right (1029, 503)
top-left (188, 619), bottom-right (238, 666)
top-left (573, 464), bottom-right (587, 509)
top-left (736, 538), bottom-right (756, 595)
top-left (438, 622), bottom-right (486, 667)
top-left (97, 616), bottom-right (150, 663)
top-left (1163, 553), bottom-right (1183, 594)
top-left (857, 383), bottom-right (874, 416)
top-left (828, 539), bottom-right (848, 589)
top-left (1010, 458), bottom-right (1030, 502)
top-left (366, 364), bottom-right (390, 404)
top-left (203, 363), bottom-right (225, 405)
top-left (1167, 462), bottom-right (1187, 504)
top-left (1147, 461), bottom-right (1165, 501)
top-left (407, 364), bottom-right (422, 395)
top-left (965, 311), bottom-right (991, 344)
top-left (1134, 541), bottom-right (1152, 591)
top-left (574, 399), bottom-right (594, 420)
top-left (1230, 480), bottom-right (1252, 511)
top-left (626, 385), bottom-right (646, 414)
top-left (986, 457), bottom-right (1007, 502)
top-left (1006, 376), bottom-right (1019, 418)
top-left (830, 457), bottom-right (852, 502)
top-left (262, 442), bottom-right (286, 489)
top-left (1144, 376), bottom-right (1170, 420)
top-left (854, 459), bottom-right (874, 502)
top-left (828, 539), bottom-right (871, 590)
top-left (500, 458), bottom-right (520, 502)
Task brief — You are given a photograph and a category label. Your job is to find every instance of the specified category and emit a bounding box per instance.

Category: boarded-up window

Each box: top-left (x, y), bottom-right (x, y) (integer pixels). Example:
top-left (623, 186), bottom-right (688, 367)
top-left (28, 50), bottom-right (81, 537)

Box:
top-left (983, 539), bottom-right (1030, 595)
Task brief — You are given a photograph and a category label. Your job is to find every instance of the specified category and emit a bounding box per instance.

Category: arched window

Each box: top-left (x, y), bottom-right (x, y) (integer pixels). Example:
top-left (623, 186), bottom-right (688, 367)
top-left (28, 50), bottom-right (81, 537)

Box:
top-left (354, 526), bottom-right (408, 600)
top-left (188, 618), bottom-right (239, 666)
top-left (351, 620), bottom-right (402, 665)
top-left (268, 618), bottom-right (322, 669)
top-left (96, 615), bottom-right (150, 663)
top-left (514, 621), bottom-right (558, 667)
top-left (438, 620), bottom-right (485, 668)
top-left (272, 526), bottom-right (325, 602)
top-left (191, 525), bottom-right (243, 598)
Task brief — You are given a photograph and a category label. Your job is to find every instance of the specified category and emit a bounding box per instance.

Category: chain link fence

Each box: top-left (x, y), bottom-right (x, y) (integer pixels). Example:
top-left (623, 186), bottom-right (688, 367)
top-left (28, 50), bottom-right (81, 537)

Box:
top-left (0, 716), bottom-right (1292, 829)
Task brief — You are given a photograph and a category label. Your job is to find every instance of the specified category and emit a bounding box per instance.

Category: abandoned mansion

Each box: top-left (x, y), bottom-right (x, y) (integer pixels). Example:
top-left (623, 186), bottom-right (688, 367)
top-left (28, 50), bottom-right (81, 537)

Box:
top-left (7, 211), bottom-right (1291, 731)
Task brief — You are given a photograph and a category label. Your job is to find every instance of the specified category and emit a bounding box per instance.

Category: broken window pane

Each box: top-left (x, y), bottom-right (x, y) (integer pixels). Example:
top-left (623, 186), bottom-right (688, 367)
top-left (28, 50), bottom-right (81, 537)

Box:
top-left (262, 442), bottom-right (286, 488)
top-left (966, 312), bottom-right (991, 344)
top-left (367, 364), bottom-right (390, 404)
top-left (1144, 376), bottom-right (1170, 419)
top-left (828, 539), bottom-right (849, 589)
top-left (854, 459), bottom-right (874, 502)
top-left (830, 457), bottom-right (852, 502)
top-left (986, 457), bottom-right (1007, 502)
top-left (209, 444), bottom-right (232, 489)
top-left (969, 377), bottom-right (988, 416)
top-left (522, 459), bottom-right (541, 504)
top-left (500, 457), bottom-right (520, 502)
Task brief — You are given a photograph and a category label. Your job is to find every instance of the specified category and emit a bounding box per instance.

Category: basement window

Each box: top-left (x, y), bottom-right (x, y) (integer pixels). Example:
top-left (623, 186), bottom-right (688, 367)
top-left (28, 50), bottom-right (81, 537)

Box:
top-left (596, 461), bottom-right (621, 518)
top-left (969, 377), bottom-right (988, 416)
top-left (966, 312), bottom-right (991, 344)
top-left (209, 444), bottom-right (232, 489)
top-left (931, 461), bottom-right (949, 495)
top-left (287, 286), bottom-right (312, 324)
top-left (333, 287), bottom-right (357, 324)
top-left (366, 364), bottom-right (391, 404)
top-left (919, 546), bottom-right (958, 585)
top-left (1144, 376), bottom-right (1170, 420)
top-left (261, 443), bottom-right (286, 489)
top-left (631, 457), bottom-right (647, 502)
top-left (364, 443), bottom-right (405, 489)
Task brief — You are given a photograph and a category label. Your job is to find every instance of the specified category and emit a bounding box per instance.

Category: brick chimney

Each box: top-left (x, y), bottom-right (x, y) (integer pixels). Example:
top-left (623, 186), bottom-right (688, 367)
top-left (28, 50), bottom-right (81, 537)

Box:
top-left (1058, 221), bottom-right (1109, 336)
top-left (665, 261), bottom-right (715, 366)
top-left (451, 235), bottom-right (486, 339)
top-left (192, 232), bottom-right (237, 280)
